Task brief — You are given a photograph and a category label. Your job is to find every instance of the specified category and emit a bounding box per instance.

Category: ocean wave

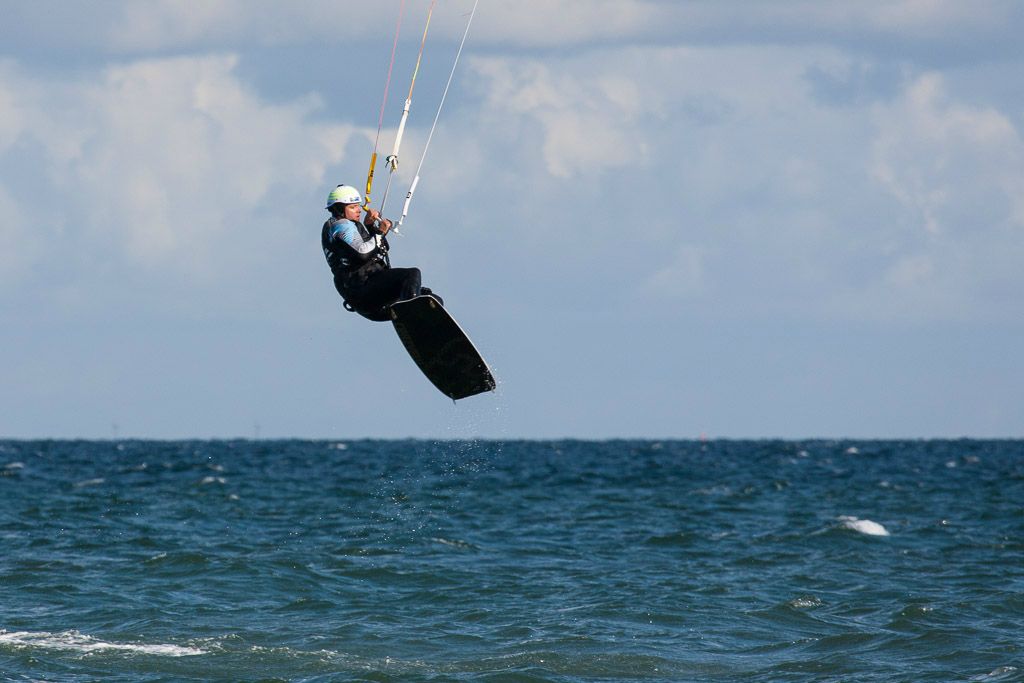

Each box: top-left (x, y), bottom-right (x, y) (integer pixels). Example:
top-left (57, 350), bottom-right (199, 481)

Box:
top-left (839, 515), bottom-right (890, 536)
top-left (973, 666), bottom-right (1020, 681)
top-left (0, 629), bottom-right (205, 657)
top-left (431, 536), bottom-right (479, 550)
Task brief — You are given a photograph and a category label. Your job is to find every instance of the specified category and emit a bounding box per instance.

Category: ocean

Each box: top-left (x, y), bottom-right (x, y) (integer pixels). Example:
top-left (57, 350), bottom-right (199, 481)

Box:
top-left (0, 439), bottom-right (1021, 682)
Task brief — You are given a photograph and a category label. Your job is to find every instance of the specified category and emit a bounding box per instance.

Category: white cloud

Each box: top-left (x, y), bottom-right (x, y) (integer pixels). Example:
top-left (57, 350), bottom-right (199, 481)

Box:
top-left (3, 20), bottom-right (1022, 327)
top-left (114, 2), bottom-right (239, 51)
top-left (470, 58), bottom-right (649, 179)
top-left (453, 42), bottom-right (1024, 324)
top-left (871, 0), bottom-right (1007, 33)
top-left (1, 1), bottom-right (475, 54)
top-left (871, 72), bottom-right (1024, 238)
top-left (0, 55), bottom-right (361, 289)
top-left (473, 1), bottom-right (660, 47)
top-left (5, 1), bottom-right (1023, 62)
top-left (477, 0), bottom-right (1024, 59)
top-left (817, 71), bottom-right (1024, 321)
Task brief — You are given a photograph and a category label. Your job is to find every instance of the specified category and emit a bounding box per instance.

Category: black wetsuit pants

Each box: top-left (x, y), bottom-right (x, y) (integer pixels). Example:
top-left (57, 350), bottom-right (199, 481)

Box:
top-left (338, 267), bottom-right (422, 318)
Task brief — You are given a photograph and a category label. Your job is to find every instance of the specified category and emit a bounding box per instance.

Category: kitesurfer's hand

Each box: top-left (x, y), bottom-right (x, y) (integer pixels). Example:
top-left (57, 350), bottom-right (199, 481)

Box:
top-left (364, 208), bottom-right (390, 234)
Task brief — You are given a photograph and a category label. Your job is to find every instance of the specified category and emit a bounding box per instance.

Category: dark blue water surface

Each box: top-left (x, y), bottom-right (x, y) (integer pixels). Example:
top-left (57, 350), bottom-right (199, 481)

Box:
top-left (1, 439), bottom-right (1022, 682)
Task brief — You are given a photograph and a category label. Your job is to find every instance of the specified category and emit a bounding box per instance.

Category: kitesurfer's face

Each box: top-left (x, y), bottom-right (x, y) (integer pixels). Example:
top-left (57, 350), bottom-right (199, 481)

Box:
top-left (342, 203), bottom-right (361, 221)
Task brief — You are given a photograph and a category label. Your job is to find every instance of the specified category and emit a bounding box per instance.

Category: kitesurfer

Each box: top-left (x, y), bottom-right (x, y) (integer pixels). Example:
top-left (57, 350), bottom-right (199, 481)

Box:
top-left (321, 184), bottom-right (439, 321)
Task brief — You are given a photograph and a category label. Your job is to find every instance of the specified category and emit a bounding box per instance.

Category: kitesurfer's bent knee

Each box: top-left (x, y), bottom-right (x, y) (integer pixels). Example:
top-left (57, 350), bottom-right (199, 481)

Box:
top-left (343, 267), bottom-right (422, 317)
top-left (393, 267), bottom-right (422, 301)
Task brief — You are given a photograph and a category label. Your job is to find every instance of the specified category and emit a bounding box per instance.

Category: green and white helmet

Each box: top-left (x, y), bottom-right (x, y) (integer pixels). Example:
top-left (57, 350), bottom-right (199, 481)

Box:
top-left (325, 184), bottom-right (362, 209)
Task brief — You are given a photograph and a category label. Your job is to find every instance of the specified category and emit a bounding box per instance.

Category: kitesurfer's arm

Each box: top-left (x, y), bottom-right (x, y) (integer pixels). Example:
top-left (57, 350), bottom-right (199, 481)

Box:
top-left (331, 220), bottom-right (378, 262)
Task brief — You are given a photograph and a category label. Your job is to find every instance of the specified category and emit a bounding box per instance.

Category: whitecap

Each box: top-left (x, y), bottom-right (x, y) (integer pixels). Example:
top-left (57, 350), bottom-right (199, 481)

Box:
top-left (73, 478), bottom-right (105, 488)
top-left (844, 446), bottom-right (860, 455)
top-left (4, 462), bottom-right (25, 469)
top-left (431, 537), bottom-right (478, 550)
top-left (0, 630), bottom-right (204, 657)
top-left (974, 663), bottom-right (1015, 679)
top-left (839, 516), bottom-right (890, 536)
top-left (199, 476), bottom-right (226, 485)
top-left (788, 596), bottom-right (822, 609)
top-left (973, 666), bottom-right (1018, 681)
top-left (555, 602), bottom-right (600, 613)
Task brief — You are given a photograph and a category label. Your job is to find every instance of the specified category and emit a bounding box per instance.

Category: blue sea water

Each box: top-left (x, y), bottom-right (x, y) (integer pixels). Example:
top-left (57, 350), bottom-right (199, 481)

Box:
top-left (0, 439), bottom-right (1022, 682)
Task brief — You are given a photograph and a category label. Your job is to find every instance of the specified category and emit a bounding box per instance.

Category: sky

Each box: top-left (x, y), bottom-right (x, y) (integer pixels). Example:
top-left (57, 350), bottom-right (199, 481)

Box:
top-left (1, 0), bottom-right (1022, 440)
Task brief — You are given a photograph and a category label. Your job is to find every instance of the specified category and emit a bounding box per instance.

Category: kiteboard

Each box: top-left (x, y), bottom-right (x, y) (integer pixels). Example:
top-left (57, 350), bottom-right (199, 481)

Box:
top-left (390, 294), bottom-right (495, 400)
